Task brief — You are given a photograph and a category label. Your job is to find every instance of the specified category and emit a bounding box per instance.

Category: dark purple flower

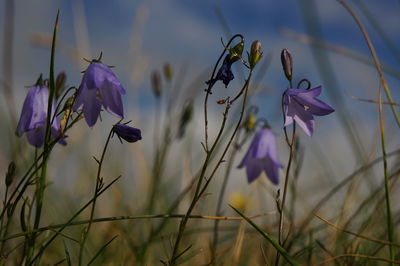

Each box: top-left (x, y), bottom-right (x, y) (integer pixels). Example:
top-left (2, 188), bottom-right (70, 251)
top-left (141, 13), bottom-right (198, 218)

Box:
top-left (283, 86), bottom-right (334, 136)
top-left (16, 85), bottom-right (64, 147)
top-left (238, 128), bottom-right (283, 184)
top-left (73, 62), bottom-right (126, 127)
top-left (206, 55), bottom-right (234, 88)
top-left (113, 123), bottom-right (142, 143)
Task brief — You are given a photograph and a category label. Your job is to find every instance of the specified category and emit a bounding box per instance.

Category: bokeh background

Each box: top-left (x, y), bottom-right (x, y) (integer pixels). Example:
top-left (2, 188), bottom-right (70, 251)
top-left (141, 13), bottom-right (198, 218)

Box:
top-left (1, 0), bottom-right (400, 264)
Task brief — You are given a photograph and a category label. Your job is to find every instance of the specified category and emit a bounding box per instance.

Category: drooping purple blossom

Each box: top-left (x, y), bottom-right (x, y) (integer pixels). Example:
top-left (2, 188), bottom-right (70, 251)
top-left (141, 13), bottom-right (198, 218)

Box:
top-left (73, 62), bottom-right (126, 127)
top-left (16, 85), bottom-right (65, 147)
top-left (238, 128), bottom-right (283, 184)
top-left (113, 123), bottom-right (142, 143)
top-left (206, 55), bottom-right (234, 88)
top-left (283, 86), bottom-right (334, 136)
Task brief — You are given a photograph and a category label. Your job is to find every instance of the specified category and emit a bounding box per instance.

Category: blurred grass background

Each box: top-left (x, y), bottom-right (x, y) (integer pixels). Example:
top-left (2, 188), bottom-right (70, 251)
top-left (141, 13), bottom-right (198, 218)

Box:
top-left (1, 0), bottom-right (400, 264)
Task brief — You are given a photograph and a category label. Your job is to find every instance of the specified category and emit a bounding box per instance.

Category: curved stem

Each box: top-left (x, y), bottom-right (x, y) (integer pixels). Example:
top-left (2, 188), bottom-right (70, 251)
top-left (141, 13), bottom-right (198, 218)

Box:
top-left (1, 212), bottom-right (271, 242)
top-left (204, 34), bottom-right (244, 151)
top-left (169, 70), bottom-right (252, 265)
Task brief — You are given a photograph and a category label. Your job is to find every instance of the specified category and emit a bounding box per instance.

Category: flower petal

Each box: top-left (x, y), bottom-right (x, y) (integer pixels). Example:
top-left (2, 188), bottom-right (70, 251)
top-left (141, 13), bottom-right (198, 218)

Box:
top-left (82, 62), bottom-right (126, 94)
top-left (81, 88), bottom-right (102, 127)
top-left (294, 89), bottom-right (334, 116)
top-left (289, 100), bottom-right (315, 136)
top-left (263, 158), bottom-right (280, 185)
top-left (26, 126), bottom-right (46, 147)
top-left (16, 86), bottom-right (48, 136)
top-left (245, 159), bottom-right (263, 183)
top-left (99, 80), bottom-right (124, 119)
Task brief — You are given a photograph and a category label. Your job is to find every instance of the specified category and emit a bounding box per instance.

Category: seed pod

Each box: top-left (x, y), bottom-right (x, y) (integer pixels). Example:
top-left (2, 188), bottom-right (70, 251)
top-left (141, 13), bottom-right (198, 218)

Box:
top-left (229, 41), bottom-right (244, 63)
top-left (56, 72), bottom-right (67, 98)
top-left (163, 63), bottom-right (173, 82)
top-left (5, 162), bottom-right (15, 187)
top-left (177, 100), bottom-right (193, 139)
top-left (151, 71), bottom-right (162, 98)
top-left (243, 112), bottom-right (257, 132)
top-left (248, 40), bottom-right (262, 69)
top-left (281, 49), bottom-right (293, 81)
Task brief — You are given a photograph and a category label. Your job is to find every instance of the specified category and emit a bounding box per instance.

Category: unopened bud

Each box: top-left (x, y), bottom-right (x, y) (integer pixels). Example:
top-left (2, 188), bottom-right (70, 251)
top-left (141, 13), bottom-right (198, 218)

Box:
top-left (229, 41), bottom-right (244, 63)
top-left (151, 71), bottom-right (162, 98)
top-left (5, 162), bottom-right (15, 187)
top-left (243, 112), bottom-right (257, 132)
top-left (281, 49), bottom-right (293, 81)
top-left (62, 96), bottom-right (75, 112)
top-left (56, 72), bottom-right (67, 98)
top-left (177, 100), bottom-right (193, 139)
top-left (163, 63), bottom-right (173, 82)
top-left (248, 40), bottom-right (262, 69)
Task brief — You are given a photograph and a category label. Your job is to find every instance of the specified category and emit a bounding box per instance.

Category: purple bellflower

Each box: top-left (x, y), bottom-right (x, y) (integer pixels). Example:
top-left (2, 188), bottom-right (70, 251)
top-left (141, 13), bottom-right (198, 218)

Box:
top-left (73, 62), bottom-right (126, 127)
top-left (283, 86), bottom-right (334, 136)
top-left (113, 123), bottom-right (142, 143)
top-left (238, 128), bottom-right (283, 184)
top-left (206, 55), bottom-right (234, 88)
top-left (16, 85), bottom-right (65, 147)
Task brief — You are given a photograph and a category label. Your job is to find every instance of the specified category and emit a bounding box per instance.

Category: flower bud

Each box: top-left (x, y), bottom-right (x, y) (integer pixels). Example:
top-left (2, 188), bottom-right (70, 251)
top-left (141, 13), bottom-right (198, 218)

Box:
top-left (177, 100), bottom-right (193, 139)
top-left (113, 123), bottom-right (142, 143)
top-left (163, 63), bottom-right (173, 82)
top-left (281, 49), bottom-right (293, 81)
top-left (56, 72), bottom-right (67, 98)
top-left (243, 112), bottom-right (257, 132)
top-left (65, 96), bottom-right (75, 110)
top-left (248, 40), bottom-right (262, 69)
top-left (151, 71), bottom-right (162, 98)
top-left (5, 162), bottom-right (15, 187)
top-left (229, 41), bottom-right (244, 63)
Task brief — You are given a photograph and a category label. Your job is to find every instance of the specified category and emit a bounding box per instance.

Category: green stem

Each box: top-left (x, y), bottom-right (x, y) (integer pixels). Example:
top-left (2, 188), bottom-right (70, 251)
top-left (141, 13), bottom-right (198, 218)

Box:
top-left (78, 128), bottom-right (114, 266)
top-left (169, 70), bottom-right (252, 265)
top-left (29, 176), bottom-right (121, 264)
top-left (276, 123), bottom-right (296, 266)
top-left (27, 11), bottom-right (59, 264)
top-left (33, 9), bottom-right (59, 231)
top-left (1, 212), bottom-right (264, 242)
top-left (231, 205), bottom-right (298, 266)
top-left (380, 92), bottom-right (394, 264)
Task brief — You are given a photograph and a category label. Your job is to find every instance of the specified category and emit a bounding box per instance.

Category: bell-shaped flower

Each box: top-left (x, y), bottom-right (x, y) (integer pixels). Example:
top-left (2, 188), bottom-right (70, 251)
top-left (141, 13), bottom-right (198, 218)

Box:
top-left (238, 128), bottom-right (283, 184)
top-left (16, 85), bottom-right (65, 147)
top-left (73, 62), bottom-right (126, 127)
top-left (206, 55), bottom-right (235, 88)
top-left (112, 123), bottom-right (142, 143)
top-left (283, 86), bottom-right (334, 136)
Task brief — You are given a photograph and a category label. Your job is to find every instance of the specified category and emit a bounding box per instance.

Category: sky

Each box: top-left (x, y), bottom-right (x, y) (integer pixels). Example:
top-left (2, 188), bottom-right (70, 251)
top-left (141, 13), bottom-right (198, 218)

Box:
top-left (1, 0), bottom-right (400, 206)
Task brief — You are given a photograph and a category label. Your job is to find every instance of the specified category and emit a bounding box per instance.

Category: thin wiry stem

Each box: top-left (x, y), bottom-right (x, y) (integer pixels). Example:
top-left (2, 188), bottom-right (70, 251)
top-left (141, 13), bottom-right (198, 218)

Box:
top-left (315, 253), bottom-right (400, 266)
top-left (276, 123), bottom-right (296, 266)
top-left (285, 149), bottom-right (400, 251)
top-left (336, 0), bottom-right (400, 128)
top-left (337, 0), bottom-right (396, 263)
top-left (78, 128), bottom-right (114, 266)
top-left (1, 212), bottom-right (271, 242)
top-left (377, 82), bottom-right (394, 263)
top-left (29, 176), bottom-right (122, 264)
top-left (314, 213), bottom-right (400, 247)
top-left (204, 34), bottom-right (244, 151)
top-left (169, 70), bottom-right (252, 265)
